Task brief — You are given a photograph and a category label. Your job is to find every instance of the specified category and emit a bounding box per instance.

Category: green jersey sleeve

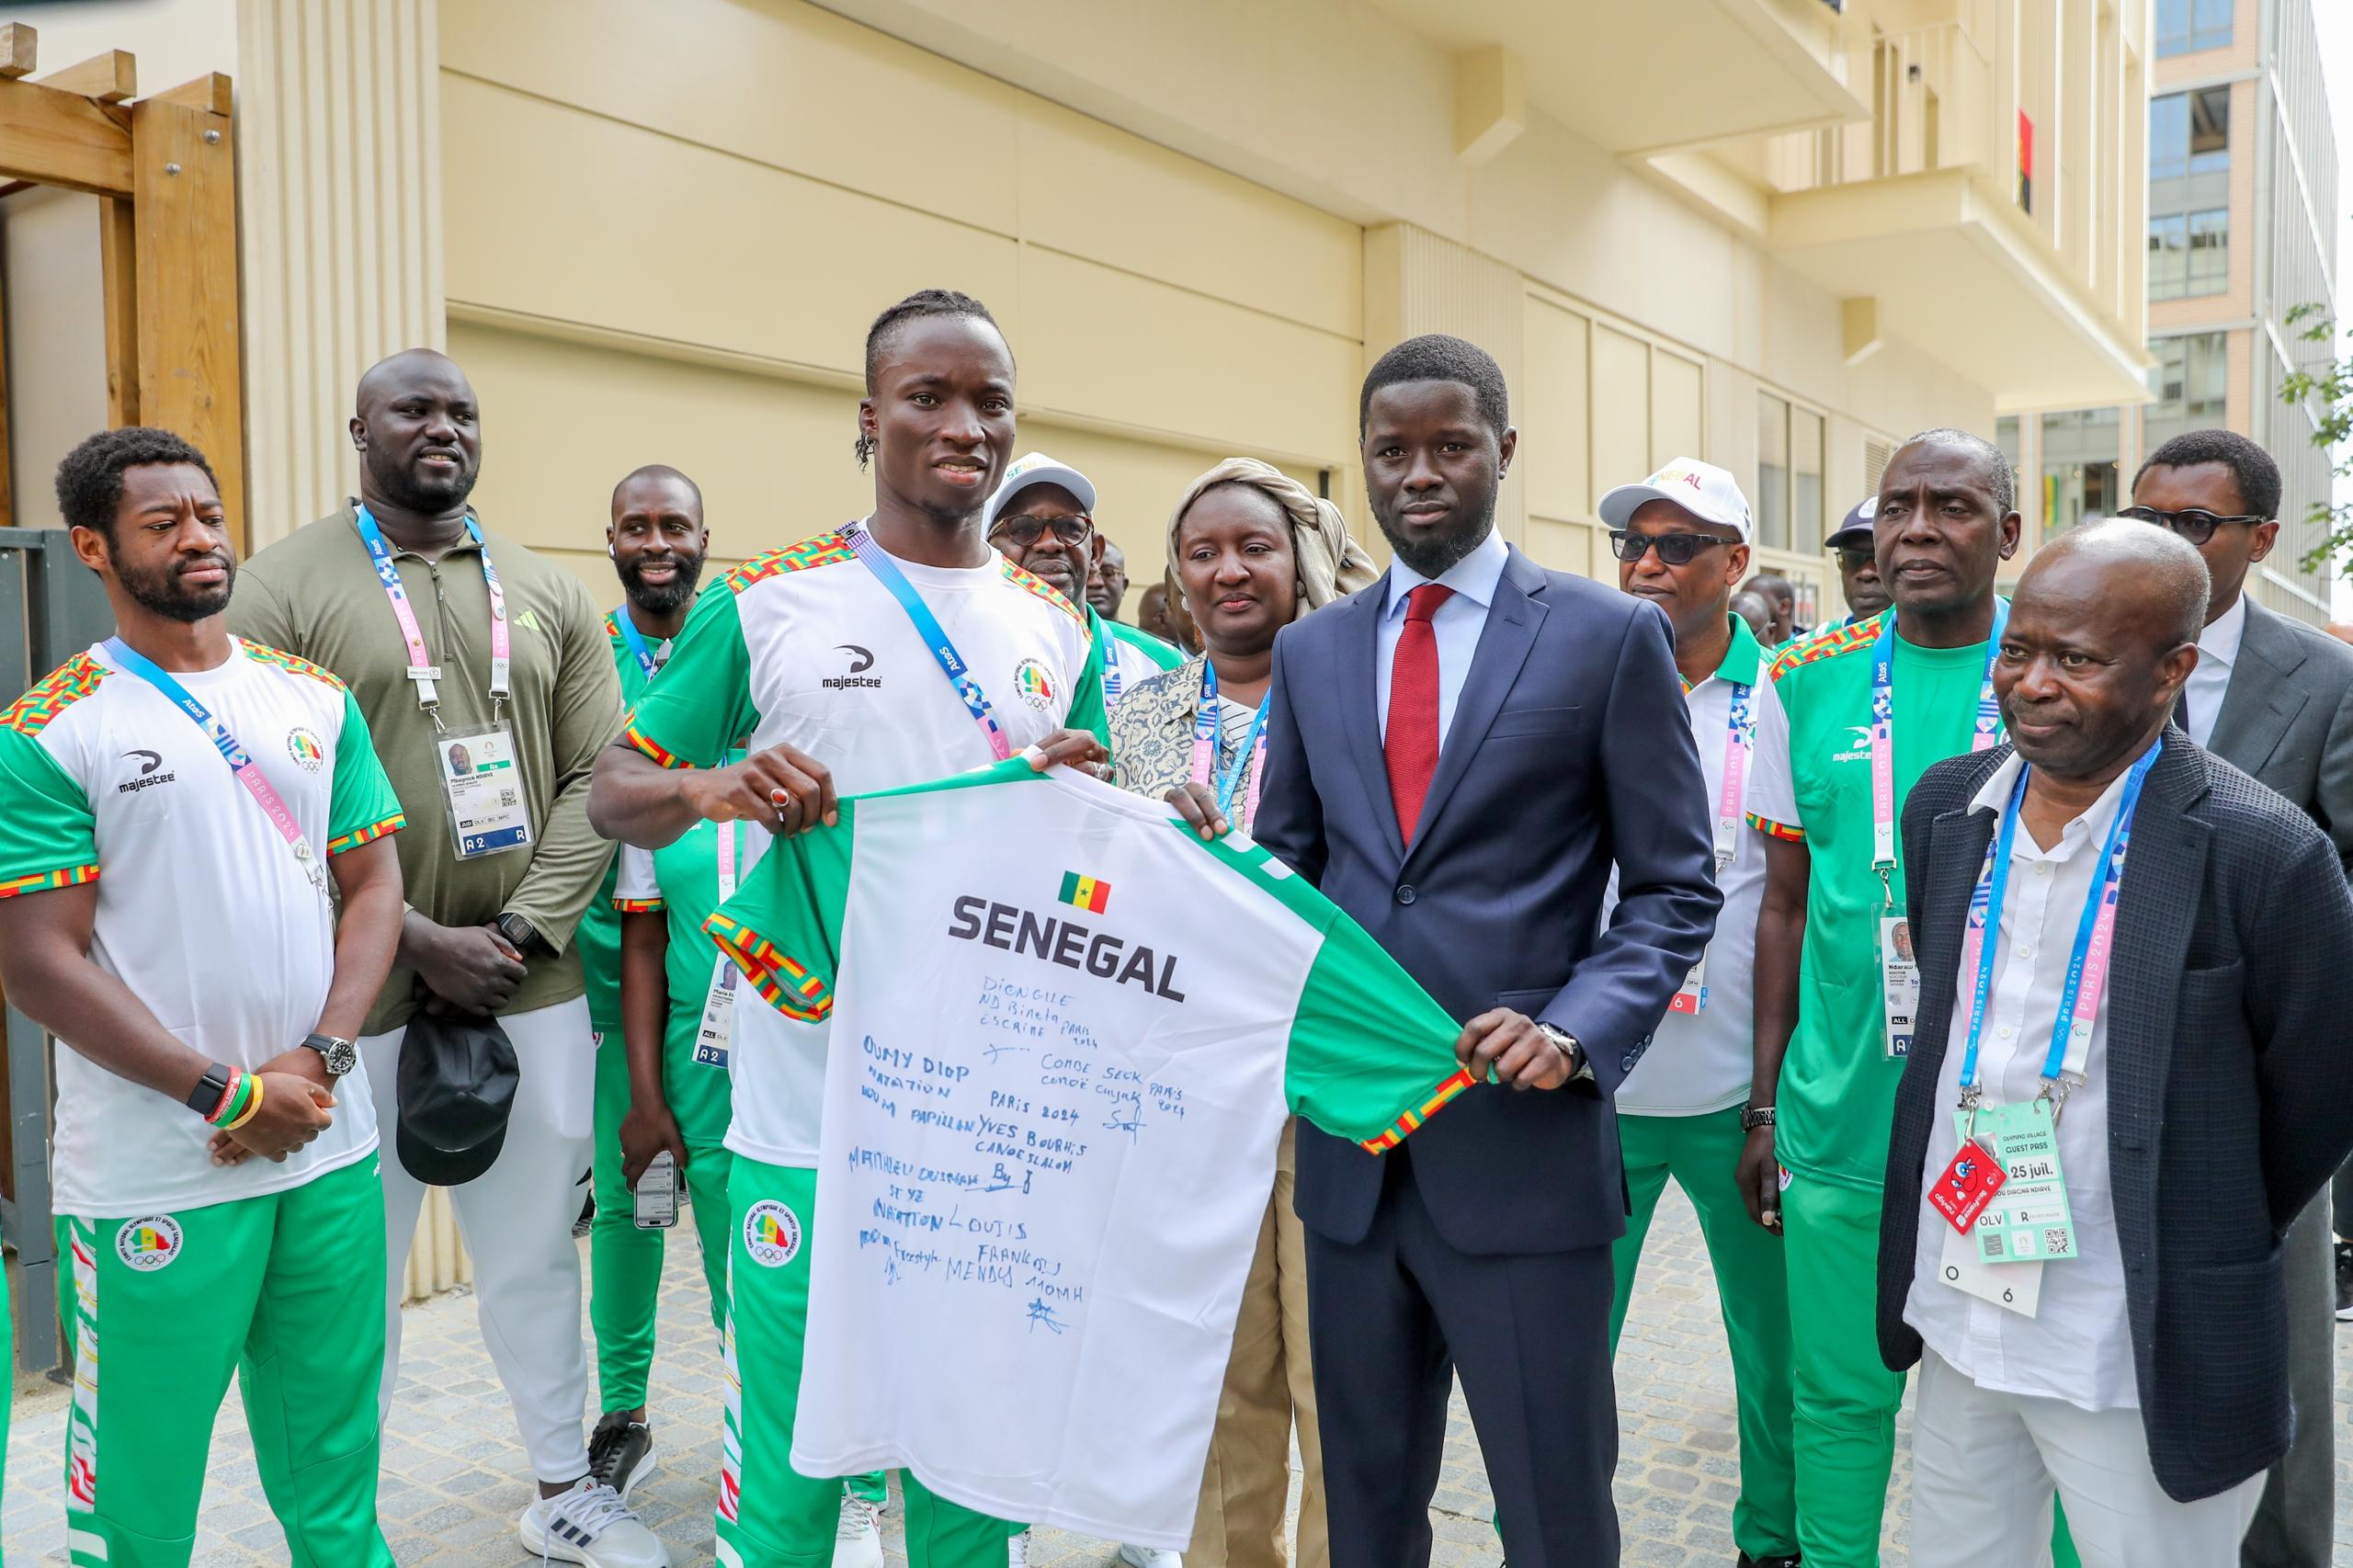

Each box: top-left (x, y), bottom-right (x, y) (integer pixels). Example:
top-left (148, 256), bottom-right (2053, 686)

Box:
top-left (0, 726), bottom-right (99, 898)
top-left (705, 801), bottom-right (856, 1023)
top-left (1179, 827), bottom-right (1471, 1153)
top-left (1066, 621), bottom-right (1113, 756)
top-left (325, 687), bottom-right (407, 854)
top-left (1109, 619), bottom-right (1186, 672)
top-left (623, 585), bottom-right (757, 769)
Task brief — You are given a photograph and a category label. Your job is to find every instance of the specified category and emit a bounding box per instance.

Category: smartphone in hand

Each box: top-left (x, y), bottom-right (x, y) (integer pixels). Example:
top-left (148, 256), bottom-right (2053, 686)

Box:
top-left (634, 1150), bottom-right (679, 1230)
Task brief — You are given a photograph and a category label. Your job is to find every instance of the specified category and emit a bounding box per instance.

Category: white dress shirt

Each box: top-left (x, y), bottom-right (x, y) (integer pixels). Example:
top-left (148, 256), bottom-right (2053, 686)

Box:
top-left (1904, 746), bottom-right (2146, 1412)
top-left (1375, 526), bottom-right (1509, 744)
top-left (2183, 593), bottom-right (2245, 748)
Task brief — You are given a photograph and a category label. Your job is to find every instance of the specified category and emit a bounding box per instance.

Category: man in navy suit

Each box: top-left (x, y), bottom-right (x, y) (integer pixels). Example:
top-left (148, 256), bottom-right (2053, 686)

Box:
top-left (1238, 335), bottom-right (1721, 1565)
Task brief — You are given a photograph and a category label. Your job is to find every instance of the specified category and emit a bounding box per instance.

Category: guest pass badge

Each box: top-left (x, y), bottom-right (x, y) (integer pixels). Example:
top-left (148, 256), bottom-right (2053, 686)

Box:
top-left (1967, 1098), bottom-right (2075, 1264)
top-left (437, 726), bottom-right (533, 859)
top-left (1879, 915), bottom-right (1919, 1059)
top-left (1936, 1108), bottom-right (2052, 1317)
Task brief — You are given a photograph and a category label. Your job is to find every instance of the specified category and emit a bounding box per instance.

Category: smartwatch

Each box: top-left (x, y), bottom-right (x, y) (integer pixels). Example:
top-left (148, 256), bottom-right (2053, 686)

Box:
top-left (494, 912), bottom-right (543, 958)
top-left (300, 1032), bottom-right (359, 1079)
top-left (185, 1061), bottom-right (233, 1117)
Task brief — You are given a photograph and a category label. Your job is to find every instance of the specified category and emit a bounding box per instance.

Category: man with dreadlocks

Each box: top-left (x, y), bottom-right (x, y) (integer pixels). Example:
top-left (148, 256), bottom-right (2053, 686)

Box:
top-left (588, 289), bottom-right (1112, 1568)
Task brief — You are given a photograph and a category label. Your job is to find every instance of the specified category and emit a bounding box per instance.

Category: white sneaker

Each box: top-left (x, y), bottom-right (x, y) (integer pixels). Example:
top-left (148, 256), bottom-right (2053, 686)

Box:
top-left (1007, 1528), bottom-right (1033, 1568)
top-left (833, 1486), bottom-right (883, 1568)
top-left (517, 1479), bottom-right (675, 1567)
top-left (1117, 1547), bottom-right (1183, 1568)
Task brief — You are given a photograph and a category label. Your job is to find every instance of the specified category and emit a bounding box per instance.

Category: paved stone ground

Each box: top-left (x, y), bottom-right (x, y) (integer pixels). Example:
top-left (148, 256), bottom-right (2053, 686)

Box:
top-left (2, 1186), bottom-right (2346, 1564)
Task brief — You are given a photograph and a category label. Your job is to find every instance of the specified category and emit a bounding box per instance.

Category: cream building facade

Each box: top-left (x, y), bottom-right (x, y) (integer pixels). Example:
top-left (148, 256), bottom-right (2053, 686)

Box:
top-left (2009, 0), bottom-right (2337, 623)
top-left (4, 0), bottom-right (2157, 1291)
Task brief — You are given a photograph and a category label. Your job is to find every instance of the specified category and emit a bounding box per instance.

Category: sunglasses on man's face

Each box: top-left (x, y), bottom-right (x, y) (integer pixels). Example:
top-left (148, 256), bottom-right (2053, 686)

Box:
top-left (2116, 506), bottom-right (2268, 547)
top-left (1607, 530), bottom-right (1733, 566)
top-left (990, 514), bottom-right (1095, 550)
top-left (1836, 548), bottom-right (1876, 573)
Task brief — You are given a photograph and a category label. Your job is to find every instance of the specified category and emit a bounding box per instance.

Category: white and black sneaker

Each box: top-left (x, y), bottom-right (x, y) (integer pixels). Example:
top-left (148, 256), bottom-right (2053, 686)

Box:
top-left (518, 1478), bottom-right (674, 1567)
top-left (587, 1412), bottom-right (656, 1502)
top-left (1007, 1528), bottom-right (1033, 1568)
top-left (833, 1485), bottom-right (883, 1568)
top-left (1117, 1546), bottom-right (1183, 1568)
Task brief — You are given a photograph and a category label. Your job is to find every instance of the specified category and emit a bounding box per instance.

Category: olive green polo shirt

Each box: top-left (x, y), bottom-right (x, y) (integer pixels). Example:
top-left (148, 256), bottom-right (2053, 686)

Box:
top-left (230, 503), bottom-right (625, 1037)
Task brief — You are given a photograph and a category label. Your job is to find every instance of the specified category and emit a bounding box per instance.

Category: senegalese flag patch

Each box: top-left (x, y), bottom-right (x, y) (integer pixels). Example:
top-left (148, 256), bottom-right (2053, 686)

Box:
top-left (1058, 871), bottom-right (1110, 914)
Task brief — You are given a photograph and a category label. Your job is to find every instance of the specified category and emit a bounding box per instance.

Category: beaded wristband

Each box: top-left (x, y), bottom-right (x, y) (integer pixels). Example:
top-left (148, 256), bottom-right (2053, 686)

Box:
top-left (224, 1074), bottom-right (266, 1132)
top-left (205, 1068), bottom-right (248, 1129)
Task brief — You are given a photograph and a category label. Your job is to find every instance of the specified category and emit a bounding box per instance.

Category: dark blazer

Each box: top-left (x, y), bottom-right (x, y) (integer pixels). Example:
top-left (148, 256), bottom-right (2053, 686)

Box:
top-left (2212, 596), bottom-right (2353, 874)
top-left (1877, 735), bottom-right (2353, 1502)
top-left (1254, 543), bottom-right (1721, 1256)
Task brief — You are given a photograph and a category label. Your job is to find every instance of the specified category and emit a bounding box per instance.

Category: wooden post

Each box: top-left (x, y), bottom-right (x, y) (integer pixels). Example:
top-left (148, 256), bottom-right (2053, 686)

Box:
top-left (99, 199), bottom-right (137, 426)
top-left (0, 24), bottom-right (35, 82)
top-left (131, 93), bottom-right (243, 547)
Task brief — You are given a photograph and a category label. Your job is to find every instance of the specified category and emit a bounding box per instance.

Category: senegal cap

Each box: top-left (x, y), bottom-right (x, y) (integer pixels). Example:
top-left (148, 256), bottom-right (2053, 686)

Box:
top-left (984, 452), bottom-right (1097, 532)
top-left (1826, 496), bottom-right (1878, 550)
top-left (1597, 458), bottom-right (1752, 542)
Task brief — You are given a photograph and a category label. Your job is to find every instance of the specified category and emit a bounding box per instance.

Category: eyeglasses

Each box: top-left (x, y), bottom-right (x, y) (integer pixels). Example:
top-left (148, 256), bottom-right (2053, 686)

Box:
top-left (1607, 530), bottom-right (1732, 566)
top-left (2116, 505), bottom-right (2268, 546)
top-left (1836, 548), bottom-right (1876, 573)
top-left (989, 514), bottom-right (1095, 550)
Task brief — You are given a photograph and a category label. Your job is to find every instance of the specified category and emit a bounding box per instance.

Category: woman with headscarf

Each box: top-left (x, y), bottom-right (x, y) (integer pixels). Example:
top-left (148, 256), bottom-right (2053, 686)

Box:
top-left (1110, 456), bottom-right (1376, 1568)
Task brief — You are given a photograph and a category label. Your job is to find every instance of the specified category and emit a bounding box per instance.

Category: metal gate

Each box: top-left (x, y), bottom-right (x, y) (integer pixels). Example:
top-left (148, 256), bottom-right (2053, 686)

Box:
top-left (0, 528), bottom-right (114, 1377)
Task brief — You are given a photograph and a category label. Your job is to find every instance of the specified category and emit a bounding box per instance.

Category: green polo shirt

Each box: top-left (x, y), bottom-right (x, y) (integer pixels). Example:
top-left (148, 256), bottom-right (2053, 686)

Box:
top-left (1743, 608), bottom-right (2002, 1189)
top-left (229, 504), bottom-right (626, 1037)
top-left (578, 604), bottom-right (670, 1036)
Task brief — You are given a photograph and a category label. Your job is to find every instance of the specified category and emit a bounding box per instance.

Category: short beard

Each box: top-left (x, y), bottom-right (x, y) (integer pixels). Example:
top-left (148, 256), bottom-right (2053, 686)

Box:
top-left (1377, 509), bottom-right (1492, 581)
top-left (120, 557), bottom-right (233, 624)
top-left (620, 553), bottom-right (704, 617)
top-left (369, 450), bottom-right (478, 517)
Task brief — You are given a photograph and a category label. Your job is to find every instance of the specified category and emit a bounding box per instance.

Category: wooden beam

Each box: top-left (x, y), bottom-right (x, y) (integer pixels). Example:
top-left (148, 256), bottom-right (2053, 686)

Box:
top-left (150, 73), bottom-right (231, 118)
top-left (37, 50), bottom-right (134, 105)
top-left (0, 24), bottom-right (36, 81)
top-left (132, 97), bottom-right (244, 548)
top-left (0, 223), bottom-right (14, 528)
top-left (0, 79), bottom-right (131, 195)
top-left (100, 199), bottom-right (137, 426)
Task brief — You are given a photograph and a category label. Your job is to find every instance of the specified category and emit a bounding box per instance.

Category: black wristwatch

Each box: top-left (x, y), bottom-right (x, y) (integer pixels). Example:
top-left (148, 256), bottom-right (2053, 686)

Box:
top-left (300, 1032), bottom-right (359, 1079)
top-left (494, 912), bottom-right (544, 957)
top-left (185, 1061), bottom-right (233, 1117)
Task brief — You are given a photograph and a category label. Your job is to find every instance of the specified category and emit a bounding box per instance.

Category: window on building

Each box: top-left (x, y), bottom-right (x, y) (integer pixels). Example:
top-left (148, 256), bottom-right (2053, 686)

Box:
top-left (1792, 408), bottom-right (1824, 552)
top-left (2150, 87), bottom-right (2230, 180)
top-left (2186, 208), bottom-right (2229, 294)
top-left (2040, 408), bottom-right (2122, 540)
top-left (2148, 213), bottom-right (2188, 299)
top-left (2154, 0), bottom-right (2232, 57)
top-left (2145, 333), bottom-right (2231, 453)
top-left (1757, 392), bottom-right (1790, 551)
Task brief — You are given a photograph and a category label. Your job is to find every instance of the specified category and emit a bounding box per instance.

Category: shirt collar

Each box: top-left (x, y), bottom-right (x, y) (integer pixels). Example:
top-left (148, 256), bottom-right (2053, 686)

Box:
top-left (1967, 739), bottom-right (2153, 858)
top-left (2199, 593), bottom-right (2248, 669)
top-left (1383, 526), bottom-right (1509, 619)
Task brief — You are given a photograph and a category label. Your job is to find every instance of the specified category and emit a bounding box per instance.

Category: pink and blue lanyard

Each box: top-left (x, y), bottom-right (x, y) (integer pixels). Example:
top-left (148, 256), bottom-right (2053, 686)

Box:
top-left (843, 521), bottom-right (1014, 762)
top-left (1954, 739), bottom-right (2159, 1112)
top-left (104, 638), bottom-right (328, 895)
top-left (355, 506), bottom-right (509, 719)
top-left (612, 606), bottom-right (658, 682)
top-left (1188, 660), bottom-right (1269, 830)
top-left (1870, 601), bottom-right (2008, 903)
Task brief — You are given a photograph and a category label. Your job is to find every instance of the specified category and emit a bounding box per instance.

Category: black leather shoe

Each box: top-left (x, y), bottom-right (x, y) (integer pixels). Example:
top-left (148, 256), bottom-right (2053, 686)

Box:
top-left (585, 1411), bottom-right (655, 1502)
top-left (1737, 1554), bottom-right (1802, 1568)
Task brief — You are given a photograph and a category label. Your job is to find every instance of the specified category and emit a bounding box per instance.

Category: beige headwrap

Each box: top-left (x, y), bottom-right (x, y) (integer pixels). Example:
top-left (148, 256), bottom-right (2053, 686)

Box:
top-left (1163, 457), bottom-right (1381, 623)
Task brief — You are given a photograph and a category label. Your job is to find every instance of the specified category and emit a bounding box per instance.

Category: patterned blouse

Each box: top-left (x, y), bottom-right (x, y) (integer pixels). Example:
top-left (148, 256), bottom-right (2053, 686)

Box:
top-left (1109, 654), bottom-right (1268, 833)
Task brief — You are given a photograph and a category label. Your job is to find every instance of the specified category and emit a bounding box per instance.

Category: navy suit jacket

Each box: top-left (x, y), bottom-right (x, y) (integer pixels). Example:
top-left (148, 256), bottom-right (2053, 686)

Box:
top-left (1254, 543), bottom-right (1722, 1256)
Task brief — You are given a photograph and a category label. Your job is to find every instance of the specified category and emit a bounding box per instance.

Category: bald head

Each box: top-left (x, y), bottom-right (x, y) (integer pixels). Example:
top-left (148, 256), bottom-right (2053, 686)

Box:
top-left (612, 464), bottom-right (703, 517)
top-left (1997, 518), bottom-right (2207, 778)
top-left (2023, 518), bottom-right (2210, 651)
top-left (350, 347), bottom-right (481, 518)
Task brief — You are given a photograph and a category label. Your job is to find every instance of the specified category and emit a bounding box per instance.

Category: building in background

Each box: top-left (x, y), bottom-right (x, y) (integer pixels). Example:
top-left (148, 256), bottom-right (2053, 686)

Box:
top-left (2005, 0), bottom-right (2339, 622)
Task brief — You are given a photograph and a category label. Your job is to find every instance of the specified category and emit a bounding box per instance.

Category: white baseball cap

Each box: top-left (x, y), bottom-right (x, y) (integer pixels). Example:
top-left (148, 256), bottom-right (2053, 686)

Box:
top-left (1597, 458), bottom-right (1753, 542)
top-left (984, 452), bottom-right (1097, 531)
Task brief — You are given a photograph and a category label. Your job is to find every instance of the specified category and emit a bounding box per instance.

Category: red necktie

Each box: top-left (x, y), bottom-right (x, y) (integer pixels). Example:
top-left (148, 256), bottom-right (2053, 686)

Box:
top-left (1386, 582), bottom-right (1454, 847)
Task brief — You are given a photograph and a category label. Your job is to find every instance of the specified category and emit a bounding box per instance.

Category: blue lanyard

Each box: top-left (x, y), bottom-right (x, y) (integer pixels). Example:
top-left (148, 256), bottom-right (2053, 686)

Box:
top-left (1955, 740), bottom-right (2161, 1103)
top-left (1868, 599), bottom-right (2009, 891)
top-left (842, 522), bottom-right (1013, 761)
top-left (1189, 659), bottom-right (1270, 824)
top-left (612, 605), bottom-right (658, 682)
top-left (102, 638), bottom-right (328, 892)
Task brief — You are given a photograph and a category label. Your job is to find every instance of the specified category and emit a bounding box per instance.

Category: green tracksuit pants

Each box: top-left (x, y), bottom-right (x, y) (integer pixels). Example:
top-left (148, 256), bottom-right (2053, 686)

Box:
top-left (57, 1155), bottom-right (394, 1567)
top-left (717, 1158), bottom-right (1013, 1568)
top-left (1613, 1108), bottom-right (1800, 1561)
top-left (1782, 1169), bottom-right (1907, 1567)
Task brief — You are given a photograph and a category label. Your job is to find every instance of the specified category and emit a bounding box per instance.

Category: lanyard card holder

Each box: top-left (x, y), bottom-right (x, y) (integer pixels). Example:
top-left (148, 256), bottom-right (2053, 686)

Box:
top-left (438, 724), bottom-right (533, 859)
top-left (1880, 915), bottom-right (1920, 1058)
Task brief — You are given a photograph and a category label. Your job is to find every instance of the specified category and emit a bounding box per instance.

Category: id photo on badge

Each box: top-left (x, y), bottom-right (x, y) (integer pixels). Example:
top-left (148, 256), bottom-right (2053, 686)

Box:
top-left (438, 724), bottom-right (533, 859)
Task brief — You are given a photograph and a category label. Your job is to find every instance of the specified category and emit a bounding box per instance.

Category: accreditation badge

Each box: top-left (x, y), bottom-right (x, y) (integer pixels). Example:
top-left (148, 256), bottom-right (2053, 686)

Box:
top-left (693, 954), bottom-right (737, 1069)
top-left (1879, 915), bottom-right (1920, 1058)
top-left (1969, 1097), bottom-right (2075, 1264)
top-left (436, 724), bottom-right (534, 860)
top-left (1935, 1108), bottom-right (2042, 1315)
top-left (1668, 953), bottom-right (1708, 1015)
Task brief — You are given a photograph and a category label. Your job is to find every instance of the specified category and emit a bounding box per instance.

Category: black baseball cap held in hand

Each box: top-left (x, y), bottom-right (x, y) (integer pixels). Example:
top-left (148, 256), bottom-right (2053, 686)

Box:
top-left (396, 1011), bottom-right (518, 1186)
